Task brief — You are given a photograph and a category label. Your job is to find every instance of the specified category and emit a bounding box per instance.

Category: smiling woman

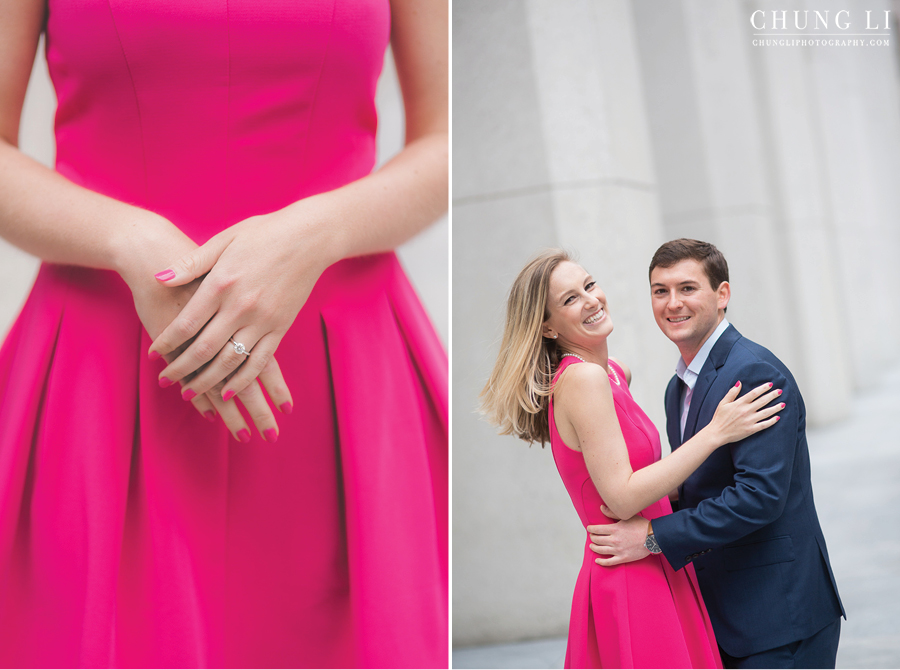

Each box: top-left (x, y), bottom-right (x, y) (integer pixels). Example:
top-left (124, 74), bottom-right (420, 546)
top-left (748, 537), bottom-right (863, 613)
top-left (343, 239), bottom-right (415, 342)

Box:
top-left (479, 248), bottom-right (784, 668)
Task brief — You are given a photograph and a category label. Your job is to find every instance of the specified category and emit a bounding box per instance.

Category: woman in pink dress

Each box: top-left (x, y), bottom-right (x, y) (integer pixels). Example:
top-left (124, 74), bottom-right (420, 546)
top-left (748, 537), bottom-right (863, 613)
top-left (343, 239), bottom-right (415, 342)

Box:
top-left (481, 250), bottom-right (783, 669)
top-left (0, 0), bottom-right (447, 667)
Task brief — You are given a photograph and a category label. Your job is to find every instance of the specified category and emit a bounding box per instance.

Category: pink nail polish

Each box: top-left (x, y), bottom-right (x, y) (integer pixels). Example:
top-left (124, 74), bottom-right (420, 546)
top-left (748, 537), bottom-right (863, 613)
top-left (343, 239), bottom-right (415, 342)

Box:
top-left (159, 377), bottom-right (173, 388)
top-left (223, 389), bottom-right (235, 402)
top-left (154, 269), bottom-right (176, 281)
top-left (777, 389), bottom-right (783, 395)
top-left (775, 416), bottom-right (781, 421)
top-left (734, 381), bottom-right (740, 388)
top-left (148, 350), bottom-right (161, 361)
top-left (279, 402), bottom-right (293, 415)
top-left (263, 428), bottom-right (278, 443)
top-left (183, 388), bottom-right (197, 401)
top-left (236, 428), bottom-right (251, 443)
top-left (780, 402), bottom-right (786, 408)
top-left (204, 410), bottom-right (216, 422)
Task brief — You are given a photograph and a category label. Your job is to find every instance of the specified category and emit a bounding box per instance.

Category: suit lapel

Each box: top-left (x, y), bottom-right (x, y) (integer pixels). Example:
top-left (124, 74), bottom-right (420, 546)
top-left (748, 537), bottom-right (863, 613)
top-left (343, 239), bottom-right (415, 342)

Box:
top-left (665, 375), bottom-right (682, 449)
top-left (683, 325), bottom-right (742, 439)
top-left (684, 367), bottom-right (718, 439)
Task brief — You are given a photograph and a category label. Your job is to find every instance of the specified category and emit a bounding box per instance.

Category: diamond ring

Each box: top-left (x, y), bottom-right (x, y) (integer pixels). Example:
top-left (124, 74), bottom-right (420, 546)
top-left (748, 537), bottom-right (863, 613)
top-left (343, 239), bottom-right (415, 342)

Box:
top-left (229, 337), bottom-right (251, 356)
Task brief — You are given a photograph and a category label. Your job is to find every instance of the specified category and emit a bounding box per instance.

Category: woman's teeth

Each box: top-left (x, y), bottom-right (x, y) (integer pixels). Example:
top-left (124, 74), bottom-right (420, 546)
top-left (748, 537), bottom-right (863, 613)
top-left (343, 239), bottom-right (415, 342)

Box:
top-left (585, 309), bottom-right (605, 324)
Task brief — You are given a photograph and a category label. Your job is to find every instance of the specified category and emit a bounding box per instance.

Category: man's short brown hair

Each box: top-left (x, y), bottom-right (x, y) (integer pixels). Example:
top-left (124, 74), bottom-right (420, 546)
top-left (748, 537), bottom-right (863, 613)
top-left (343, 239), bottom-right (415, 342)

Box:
top-left (649, 238), bottom-right (729, 290)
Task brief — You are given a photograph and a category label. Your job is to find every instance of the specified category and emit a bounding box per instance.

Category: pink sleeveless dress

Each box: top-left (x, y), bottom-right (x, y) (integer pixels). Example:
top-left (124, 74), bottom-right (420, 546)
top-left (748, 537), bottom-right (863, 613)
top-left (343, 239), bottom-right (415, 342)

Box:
top-left (0, 1), bottom-right (447, 667)
top-left (549, 357), bottom-right (721, 669)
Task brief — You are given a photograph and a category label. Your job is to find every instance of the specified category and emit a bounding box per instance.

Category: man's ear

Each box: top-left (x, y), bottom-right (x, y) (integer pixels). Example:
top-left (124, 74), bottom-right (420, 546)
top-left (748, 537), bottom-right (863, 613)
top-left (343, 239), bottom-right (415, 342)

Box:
top-left (717, 281), bottom-right (731, 312)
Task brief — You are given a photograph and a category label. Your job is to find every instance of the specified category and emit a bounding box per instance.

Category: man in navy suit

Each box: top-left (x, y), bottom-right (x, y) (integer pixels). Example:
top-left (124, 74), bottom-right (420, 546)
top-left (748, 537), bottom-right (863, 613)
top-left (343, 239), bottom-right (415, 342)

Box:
top-left (587, 239), bottom-right (844, 668)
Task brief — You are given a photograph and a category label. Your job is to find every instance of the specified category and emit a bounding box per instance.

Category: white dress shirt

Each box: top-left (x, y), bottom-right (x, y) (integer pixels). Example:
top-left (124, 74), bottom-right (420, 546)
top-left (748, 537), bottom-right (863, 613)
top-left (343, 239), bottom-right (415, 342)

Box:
top-left (676, 318), bottom-right (730, 441)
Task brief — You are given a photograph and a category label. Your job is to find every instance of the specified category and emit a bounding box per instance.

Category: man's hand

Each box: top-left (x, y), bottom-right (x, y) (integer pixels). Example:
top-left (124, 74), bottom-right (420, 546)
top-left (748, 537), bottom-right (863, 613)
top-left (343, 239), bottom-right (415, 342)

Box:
top-left (587, 509), bottom-right (652, 567)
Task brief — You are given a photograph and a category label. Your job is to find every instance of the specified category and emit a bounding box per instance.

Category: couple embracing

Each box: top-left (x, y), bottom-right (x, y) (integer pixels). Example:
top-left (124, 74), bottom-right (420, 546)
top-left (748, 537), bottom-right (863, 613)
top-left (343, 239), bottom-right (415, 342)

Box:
top-left (482, 239), bottom-right (844, 669)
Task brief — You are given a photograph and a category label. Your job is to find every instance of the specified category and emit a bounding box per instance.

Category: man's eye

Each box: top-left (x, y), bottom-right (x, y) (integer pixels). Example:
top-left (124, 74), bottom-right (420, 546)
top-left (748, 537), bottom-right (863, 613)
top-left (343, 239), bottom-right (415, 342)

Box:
top-left (683, 286), bottom-right (696, 292)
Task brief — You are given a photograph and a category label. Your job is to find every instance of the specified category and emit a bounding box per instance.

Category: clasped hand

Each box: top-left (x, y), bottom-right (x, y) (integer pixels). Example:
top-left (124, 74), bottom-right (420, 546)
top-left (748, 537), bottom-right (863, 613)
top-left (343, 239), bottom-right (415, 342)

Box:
top-left (145, 208), bottom-right (331, 441)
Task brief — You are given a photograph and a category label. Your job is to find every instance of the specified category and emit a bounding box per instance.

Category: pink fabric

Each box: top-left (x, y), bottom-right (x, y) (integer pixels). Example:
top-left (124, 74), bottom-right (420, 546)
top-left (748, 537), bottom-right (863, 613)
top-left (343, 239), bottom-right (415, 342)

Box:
top-left (0, 1), bottom-right (447, 667)
top-left (549, 358), bottom-right (721, 669)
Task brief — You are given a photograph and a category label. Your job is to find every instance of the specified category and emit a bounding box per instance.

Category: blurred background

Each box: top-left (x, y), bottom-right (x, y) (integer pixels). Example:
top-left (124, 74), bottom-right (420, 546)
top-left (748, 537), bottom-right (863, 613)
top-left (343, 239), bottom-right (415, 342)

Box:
top-left (453, 0), bottom-right (900, 667)
top-left (0, 43), bottom-right (448, 346)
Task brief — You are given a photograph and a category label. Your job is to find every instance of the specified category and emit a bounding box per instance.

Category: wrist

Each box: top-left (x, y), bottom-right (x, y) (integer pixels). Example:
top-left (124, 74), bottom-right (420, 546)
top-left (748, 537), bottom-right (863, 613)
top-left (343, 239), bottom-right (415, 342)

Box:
top-left (644, 520), bottom-right (662, 554)
top-left (272, 198), bottom-right (343, 270)
top-left (113, 212), bottom-right (196, 289)
top-left (697, 424), bottom-right (723, 453)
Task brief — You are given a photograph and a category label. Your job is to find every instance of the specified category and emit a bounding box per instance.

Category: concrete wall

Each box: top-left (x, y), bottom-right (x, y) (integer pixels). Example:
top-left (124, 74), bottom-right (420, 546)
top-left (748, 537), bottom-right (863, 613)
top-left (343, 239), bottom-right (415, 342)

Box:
top-left (0, 45), bottom-right (448, 346)
top-left (453, 0), bottom-right (900, 647)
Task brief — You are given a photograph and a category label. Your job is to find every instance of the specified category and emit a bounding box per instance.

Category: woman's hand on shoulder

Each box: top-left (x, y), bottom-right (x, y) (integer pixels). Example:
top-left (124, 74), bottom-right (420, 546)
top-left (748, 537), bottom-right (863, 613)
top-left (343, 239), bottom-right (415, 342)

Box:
top-left (705, 380), bottom-right (785, 446)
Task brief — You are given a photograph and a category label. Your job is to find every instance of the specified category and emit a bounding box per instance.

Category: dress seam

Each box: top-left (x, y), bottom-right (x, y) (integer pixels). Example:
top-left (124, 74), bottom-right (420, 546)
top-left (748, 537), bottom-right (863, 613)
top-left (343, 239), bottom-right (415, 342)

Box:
top-left (105, 1), bottom-right (149, 205)
top-left (224, 0), bottom-right (232, 222)
top-left (297, 0), bottom-right (337, 181)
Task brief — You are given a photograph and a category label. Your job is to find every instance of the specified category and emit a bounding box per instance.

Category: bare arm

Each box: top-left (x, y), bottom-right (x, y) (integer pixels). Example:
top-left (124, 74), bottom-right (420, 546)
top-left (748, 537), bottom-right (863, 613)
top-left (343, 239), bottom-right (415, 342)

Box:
top-left (555, 364), bottom-right (782, 521)
top-left (0, 0), bottom-right (194, 284)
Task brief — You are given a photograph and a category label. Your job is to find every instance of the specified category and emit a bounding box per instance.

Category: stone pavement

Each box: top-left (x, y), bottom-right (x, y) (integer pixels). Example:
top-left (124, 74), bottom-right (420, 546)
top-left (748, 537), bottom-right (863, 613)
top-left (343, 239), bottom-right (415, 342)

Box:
top-left (453, 362), bottom-right (900, 669)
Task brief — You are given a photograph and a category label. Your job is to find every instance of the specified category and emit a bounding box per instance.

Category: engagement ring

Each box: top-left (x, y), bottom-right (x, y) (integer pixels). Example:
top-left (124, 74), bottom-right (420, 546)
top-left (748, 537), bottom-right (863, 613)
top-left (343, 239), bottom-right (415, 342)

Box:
top-left (229, 337), bottom-right (250, 356)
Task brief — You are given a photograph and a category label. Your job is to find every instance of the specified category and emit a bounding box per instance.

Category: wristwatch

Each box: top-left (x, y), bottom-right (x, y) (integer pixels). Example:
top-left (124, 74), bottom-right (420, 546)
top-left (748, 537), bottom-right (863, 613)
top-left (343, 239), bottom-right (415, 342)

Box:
top-left (644, 520), bottom-right (662, 554)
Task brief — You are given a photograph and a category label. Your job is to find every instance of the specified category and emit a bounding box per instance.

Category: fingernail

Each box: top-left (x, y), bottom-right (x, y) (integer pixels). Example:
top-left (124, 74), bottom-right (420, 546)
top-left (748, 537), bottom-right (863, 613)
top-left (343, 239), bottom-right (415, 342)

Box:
top-left (223, 389), bottom-right (235, 402)
top-left (182, 388), bottom-right (197, 401)
top-left (279, 402), bottom-right (293, 415)
top-left (263, 428), bottom-right (278, 443)
top-left (148, 350), bottom-right (161, 361)
top-left (780, 402), bottom-right (786, 408)
top-left (777, 389), bottom-right (783, 395)
top-left (204, 410), bottom-right (216, 422)
top-left (154, 269), bottom-right (176, 281)
top-left (159, 377), bottom-right (173, 388)
top-left (236, 428), bottom-right (250, 443)
top-left (734, 381), bottom-right (741, 388)
top-left (775, 416), bottom-right (781, 421)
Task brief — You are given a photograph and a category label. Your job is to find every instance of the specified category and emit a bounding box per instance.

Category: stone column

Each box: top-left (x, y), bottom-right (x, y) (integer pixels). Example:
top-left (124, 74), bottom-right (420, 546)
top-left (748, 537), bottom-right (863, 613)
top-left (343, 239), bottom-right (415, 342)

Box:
top-left (800, 0), bottom-right (900, 385)
top-left (740, 0), bottom-right (854, 423)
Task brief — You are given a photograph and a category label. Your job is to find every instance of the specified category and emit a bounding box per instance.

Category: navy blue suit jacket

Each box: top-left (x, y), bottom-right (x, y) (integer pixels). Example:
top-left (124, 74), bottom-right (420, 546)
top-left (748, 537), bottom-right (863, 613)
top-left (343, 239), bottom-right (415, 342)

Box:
top-left (651, 325), bottom-right (845, 657)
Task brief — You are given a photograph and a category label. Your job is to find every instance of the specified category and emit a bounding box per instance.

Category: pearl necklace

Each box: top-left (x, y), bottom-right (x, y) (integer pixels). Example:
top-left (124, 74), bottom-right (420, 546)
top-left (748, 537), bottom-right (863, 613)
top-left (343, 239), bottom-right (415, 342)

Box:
top-left (560, 353), bottom-right (621, 386)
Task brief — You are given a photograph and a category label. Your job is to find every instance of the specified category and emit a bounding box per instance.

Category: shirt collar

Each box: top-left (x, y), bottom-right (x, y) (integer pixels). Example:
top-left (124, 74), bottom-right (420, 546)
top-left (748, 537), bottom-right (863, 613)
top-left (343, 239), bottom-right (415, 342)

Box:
top-left (675, 318), bottom-right (730, 390)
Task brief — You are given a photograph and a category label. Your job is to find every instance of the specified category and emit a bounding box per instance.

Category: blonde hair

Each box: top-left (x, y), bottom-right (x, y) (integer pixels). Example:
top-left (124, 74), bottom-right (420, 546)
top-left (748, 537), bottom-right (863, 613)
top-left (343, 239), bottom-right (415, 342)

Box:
top-left (480, 249), bottom-right (571, 445)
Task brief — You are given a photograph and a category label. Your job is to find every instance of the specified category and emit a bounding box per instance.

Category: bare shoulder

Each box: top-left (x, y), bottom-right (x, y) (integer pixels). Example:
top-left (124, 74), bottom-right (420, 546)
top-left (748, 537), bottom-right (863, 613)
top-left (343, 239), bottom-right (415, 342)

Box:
top-left (609, 356), bottom-right (633, 386)
top-left (555, 362), bottom-right (612, 404)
